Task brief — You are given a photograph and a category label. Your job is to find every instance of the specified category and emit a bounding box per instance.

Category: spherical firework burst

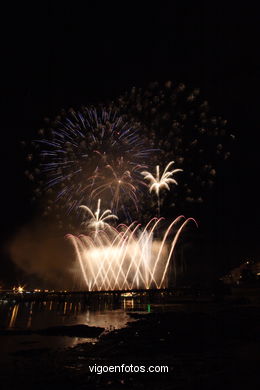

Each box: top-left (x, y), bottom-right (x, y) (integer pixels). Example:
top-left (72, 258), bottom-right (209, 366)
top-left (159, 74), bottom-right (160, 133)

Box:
top-left (26, 107), bottom-right (154, 224)
top-left (86, 157), bottom-right (147, 214)
top-left (26, 81), bottom-right (234, 227)
top-left (113, 81), bottom-right (234, 210)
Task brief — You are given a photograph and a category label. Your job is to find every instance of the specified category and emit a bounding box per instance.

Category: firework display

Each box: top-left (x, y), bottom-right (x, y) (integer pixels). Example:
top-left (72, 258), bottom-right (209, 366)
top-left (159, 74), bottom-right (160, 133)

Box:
top-left (116, 82), bottom-right (234, 209)
top-left (67, 216), bottom-right (197, 291)
top-left (26, 107), bottom-right (154, 224)
top-left (141, 161), bottom-right (183, 216)
top-left (23, 81), bottom-right (234, 290)
top-left (22, 82), bottom-right (235, 290)
top-left (80, 198), bottom-right (118, 232)
top-left (25, 81), bottom-right (233, 227)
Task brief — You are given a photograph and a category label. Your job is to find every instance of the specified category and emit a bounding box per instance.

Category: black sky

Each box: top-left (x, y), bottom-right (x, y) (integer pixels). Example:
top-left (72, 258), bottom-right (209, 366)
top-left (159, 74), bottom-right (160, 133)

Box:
top-left (1, 1), bottom-right (260, 285)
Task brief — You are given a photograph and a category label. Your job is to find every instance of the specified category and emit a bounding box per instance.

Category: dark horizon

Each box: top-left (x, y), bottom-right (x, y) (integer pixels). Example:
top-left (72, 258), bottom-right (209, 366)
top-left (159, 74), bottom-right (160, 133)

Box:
top-left (1, 2), bottom-right (259, 287)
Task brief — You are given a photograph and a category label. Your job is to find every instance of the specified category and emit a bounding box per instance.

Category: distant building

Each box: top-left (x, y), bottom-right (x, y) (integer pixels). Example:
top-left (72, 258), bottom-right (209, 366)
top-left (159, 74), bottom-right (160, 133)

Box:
top-left (221, 260), bottom-right (260, 285)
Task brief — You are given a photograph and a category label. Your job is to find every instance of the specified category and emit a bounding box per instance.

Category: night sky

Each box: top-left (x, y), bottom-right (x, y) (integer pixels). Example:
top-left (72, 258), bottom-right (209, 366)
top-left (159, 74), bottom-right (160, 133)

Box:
top-left (1, 2), bottom-right (259, 286)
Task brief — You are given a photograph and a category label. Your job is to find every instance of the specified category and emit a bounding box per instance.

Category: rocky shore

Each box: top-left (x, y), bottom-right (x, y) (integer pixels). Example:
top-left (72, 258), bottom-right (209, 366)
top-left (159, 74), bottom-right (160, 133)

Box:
top-left (1, 302), bottom-right (259, 390)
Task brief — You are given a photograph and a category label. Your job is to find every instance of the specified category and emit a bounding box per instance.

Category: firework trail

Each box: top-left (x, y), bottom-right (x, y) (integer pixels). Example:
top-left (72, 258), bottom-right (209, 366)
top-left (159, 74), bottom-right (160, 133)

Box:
top-left (114, 81), bottom-right (234, 209)
top-left (26, 107), bottom-right (154, 223)
top-left (80, 198), bottom-right (118, 232)
top-left (25, 81), bottom-right (234, 226)
top-left (141, 161), bottom-right (183, 216)
top-left (66, 216), bottom-right (197, 291)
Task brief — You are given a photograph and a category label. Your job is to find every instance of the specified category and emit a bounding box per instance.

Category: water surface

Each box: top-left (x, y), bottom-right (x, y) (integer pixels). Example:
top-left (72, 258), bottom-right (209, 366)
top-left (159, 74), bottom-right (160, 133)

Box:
top-left (0, 298), bottom-right (146, 356)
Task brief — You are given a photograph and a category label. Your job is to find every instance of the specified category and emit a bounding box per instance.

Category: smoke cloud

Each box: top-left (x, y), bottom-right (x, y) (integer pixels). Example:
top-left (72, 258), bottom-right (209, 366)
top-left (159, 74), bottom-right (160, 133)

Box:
top-left (8, 219), bottom-right (80, 289)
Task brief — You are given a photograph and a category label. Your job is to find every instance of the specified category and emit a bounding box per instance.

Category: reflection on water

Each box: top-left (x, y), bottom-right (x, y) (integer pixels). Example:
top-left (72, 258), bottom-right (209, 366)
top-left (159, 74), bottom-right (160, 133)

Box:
top-left (0, 300), bottom-right (140, 331)
top-left (8, 304), bottom-right (19, 328)
top-left (0, 298), bottom-right (147, 354)
top-left (0, 296), bottom-right (191, 359)
top-left (123, 299), bottom-right (134, 310)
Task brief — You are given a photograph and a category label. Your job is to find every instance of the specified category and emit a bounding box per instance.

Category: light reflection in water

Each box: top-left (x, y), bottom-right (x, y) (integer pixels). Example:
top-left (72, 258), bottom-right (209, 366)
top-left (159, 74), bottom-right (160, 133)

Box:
top-left (123, 299), bottom-right (134, 310)
top-left (8, 304), bottom-right (19, 328)
top-left (0, 297), bottom-right (152, 353)
top-left (26, 308), bottom-right (33, 328)
top-left (0, 298), bottom-right (144, 331)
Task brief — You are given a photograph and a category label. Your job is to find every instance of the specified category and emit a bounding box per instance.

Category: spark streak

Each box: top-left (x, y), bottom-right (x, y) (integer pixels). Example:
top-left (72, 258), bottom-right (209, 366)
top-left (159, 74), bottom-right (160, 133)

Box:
top-left (66, 217), bottom-right (197, 291)
top-left (141, 162), bottom-right (183, 216)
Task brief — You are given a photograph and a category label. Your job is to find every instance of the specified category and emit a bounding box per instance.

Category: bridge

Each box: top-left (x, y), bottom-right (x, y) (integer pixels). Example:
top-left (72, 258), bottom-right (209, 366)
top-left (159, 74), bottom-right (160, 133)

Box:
top-left (0, 287), bottom-right (208, 303)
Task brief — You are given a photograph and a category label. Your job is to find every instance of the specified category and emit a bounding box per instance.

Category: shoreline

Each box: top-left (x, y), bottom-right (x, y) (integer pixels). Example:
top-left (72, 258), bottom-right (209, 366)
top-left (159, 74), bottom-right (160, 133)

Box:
top-left (1, 300), bottom-right (259, 389)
